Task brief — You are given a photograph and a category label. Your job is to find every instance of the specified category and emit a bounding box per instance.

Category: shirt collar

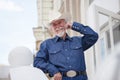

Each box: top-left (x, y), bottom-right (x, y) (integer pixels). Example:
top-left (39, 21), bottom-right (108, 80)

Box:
top-left (54, 34), bottom-right (72, 43)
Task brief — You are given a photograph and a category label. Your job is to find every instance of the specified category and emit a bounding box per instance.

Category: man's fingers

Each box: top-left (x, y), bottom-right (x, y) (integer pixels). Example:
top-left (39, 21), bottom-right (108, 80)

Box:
top-left (54, 77), bottom-right (62, 80)
top-left (65, 22), bottom-right (72, 29)
top-left (53, 72), bottom-right (62, 80)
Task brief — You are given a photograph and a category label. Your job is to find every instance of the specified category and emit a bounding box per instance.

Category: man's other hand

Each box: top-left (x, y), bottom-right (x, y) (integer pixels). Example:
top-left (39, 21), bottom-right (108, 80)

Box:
top-left (53, 72), bottom-right (62, 80)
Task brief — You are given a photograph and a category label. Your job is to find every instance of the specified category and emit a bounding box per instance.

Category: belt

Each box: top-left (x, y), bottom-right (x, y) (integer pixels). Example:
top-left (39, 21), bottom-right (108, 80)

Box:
top-left (61, 70), bottom-right (87, 77)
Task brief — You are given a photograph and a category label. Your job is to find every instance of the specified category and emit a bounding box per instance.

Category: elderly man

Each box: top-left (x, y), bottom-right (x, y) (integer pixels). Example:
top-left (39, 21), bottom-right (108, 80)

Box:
top-left (34, 12), bottom-right (98, 80)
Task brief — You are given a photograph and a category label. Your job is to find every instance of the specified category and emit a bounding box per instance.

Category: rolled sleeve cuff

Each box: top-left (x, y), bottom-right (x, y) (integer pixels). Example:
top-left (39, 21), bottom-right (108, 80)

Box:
top-left (72, 22), bottom-right (87, 34)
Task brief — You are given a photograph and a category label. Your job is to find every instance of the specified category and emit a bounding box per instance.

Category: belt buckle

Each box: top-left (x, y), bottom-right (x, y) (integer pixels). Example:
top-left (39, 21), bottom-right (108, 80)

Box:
top-left (66, 70), bottom-right (77, 77)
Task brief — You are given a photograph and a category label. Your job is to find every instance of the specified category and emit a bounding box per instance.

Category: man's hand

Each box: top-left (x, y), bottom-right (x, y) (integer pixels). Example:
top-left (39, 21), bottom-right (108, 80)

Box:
top-left (65, 22), bottom-right (72, 29)
top-left (53, 72), bottom-right (62, 80)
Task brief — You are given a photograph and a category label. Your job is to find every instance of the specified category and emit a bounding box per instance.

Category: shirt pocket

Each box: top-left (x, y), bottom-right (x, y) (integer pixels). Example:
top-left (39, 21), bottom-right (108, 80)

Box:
top-left (48, 48), bottom-right (62, 63)
top-left (70, 44), bottom-right (82, 50)
top-left (70, 44), bottom-right (83, 55)
top-left (49, 48), bottom-right (61, 54)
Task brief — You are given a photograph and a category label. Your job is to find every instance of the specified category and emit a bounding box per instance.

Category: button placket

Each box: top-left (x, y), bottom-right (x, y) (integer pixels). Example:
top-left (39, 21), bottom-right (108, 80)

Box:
top-left (63, 41), bottom-right (68, 51)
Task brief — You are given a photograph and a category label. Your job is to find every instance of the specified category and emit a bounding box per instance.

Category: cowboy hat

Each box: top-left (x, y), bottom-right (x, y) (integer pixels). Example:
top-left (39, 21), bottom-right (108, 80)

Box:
top-left (48, 10), bottom-right (71, 25)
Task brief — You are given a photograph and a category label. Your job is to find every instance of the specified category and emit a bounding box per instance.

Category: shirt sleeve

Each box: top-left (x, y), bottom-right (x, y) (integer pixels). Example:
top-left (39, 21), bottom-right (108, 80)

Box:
top-left (33, 41), bottom-right (59, 76)
top-left (72, 22), bottom-right (99, 51)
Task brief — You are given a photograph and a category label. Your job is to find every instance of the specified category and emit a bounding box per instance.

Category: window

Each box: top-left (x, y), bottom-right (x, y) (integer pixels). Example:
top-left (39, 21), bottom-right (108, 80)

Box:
top-left (89, 0), bottom-right (94, 5)
top-left (100, 38), bottom-right (105, 60)
top-left (106, 30), bottom-right (111, 49)
top-left (113, 23), bottom-right (120, 45)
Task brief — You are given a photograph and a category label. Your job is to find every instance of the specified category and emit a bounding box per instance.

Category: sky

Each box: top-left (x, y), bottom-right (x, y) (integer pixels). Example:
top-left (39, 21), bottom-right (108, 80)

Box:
top-left (0, 0), bottom-right (37, 65)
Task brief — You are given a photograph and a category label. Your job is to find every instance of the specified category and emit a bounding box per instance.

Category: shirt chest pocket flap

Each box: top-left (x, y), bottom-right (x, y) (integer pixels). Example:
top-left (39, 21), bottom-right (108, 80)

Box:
top-left (48, 48), bottom-right (61, 55)
top-left (70, 43), bottom-right (82, 50)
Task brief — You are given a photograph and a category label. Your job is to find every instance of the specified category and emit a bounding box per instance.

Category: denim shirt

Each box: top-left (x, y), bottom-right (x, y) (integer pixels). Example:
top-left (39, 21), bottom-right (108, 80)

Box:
top-left (33, 22), bottom-right (98, 76)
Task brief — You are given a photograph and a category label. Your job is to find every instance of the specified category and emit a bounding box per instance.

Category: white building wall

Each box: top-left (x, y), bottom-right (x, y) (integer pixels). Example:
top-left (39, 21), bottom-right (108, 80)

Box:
top-left (53, 0), bottom-right (62, 11)
top-left (85, 0), bottom-right (120, 79)
top-left (37, 0), bottom-right (42, 27)
top-left (37, 0), bottom-right (54, 27)
top-left (87, 0), bottom-right (119, 27)
top-left (87, 0), bottom-right (119, 28)
top-left (94, 0), bottom-right (119, 13)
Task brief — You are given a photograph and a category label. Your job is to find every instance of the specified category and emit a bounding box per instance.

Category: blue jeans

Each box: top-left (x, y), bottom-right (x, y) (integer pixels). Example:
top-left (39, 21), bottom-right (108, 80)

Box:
top-left (62, 75), bottom-right (88, 80)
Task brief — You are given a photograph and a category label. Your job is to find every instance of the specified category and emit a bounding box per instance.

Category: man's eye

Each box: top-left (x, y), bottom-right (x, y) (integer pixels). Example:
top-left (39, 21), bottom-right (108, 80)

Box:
top-left (58, 21), bottom-right (62, 24)
top-left (53, 24), bottom-right (57, 26)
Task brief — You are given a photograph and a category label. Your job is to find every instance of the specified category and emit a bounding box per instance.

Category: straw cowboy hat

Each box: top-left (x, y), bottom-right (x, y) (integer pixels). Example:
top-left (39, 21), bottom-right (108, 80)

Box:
top-left (48, 10), bottom-right (71, 25)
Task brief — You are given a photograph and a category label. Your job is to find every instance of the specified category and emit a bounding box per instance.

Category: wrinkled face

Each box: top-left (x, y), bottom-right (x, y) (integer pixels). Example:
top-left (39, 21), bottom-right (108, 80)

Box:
top-left (50, 19), bottom-right (67, 37)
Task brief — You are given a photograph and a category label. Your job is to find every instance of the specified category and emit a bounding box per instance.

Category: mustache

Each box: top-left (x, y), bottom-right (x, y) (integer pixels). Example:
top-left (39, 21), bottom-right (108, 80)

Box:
top-left (55, 27), bottom-right (65, 31)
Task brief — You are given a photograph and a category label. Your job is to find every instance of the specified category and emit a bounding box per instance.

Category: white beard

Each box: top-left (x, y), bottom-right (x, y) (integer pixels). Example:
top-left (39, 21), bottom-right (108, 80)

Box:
top-left (56, 31), bottom-right (65, 37)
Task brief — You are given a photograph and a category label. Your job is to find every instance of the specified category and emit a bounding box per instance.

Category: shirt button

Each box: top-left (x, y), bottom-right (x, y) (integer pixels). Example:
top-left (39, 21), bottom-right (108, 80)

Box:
top-left (65, 49), bottom-right (67, 51)
top-left (67, 57), bottom-right (70, 60)
top-left (76, 47), bottom-right (78, 48)
top-left (69, 66), bottom-right (72, 68)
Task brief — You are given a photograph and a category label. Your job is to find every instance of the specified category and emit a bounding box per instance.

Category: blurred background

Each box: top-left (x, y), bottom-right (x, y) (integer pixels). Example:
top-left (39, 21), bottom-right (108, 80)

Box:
top-left (0, 0), bottom-right (120, 80)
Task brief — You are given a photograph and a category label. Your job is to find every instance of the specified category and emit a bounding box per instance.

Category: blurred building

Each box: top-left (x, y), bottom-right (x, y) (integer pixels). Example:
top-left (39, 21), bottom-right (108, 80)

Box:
top-left (33, 27), bottom-right (51, 50)
top-left (33, 0), bottom-right (54, 51)
top-left (85, 0), bottom-right (120, 79)
top-left (79, 0), bottom-right (120, 79)
top-left (33, 0), bottom-right (120, 79)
